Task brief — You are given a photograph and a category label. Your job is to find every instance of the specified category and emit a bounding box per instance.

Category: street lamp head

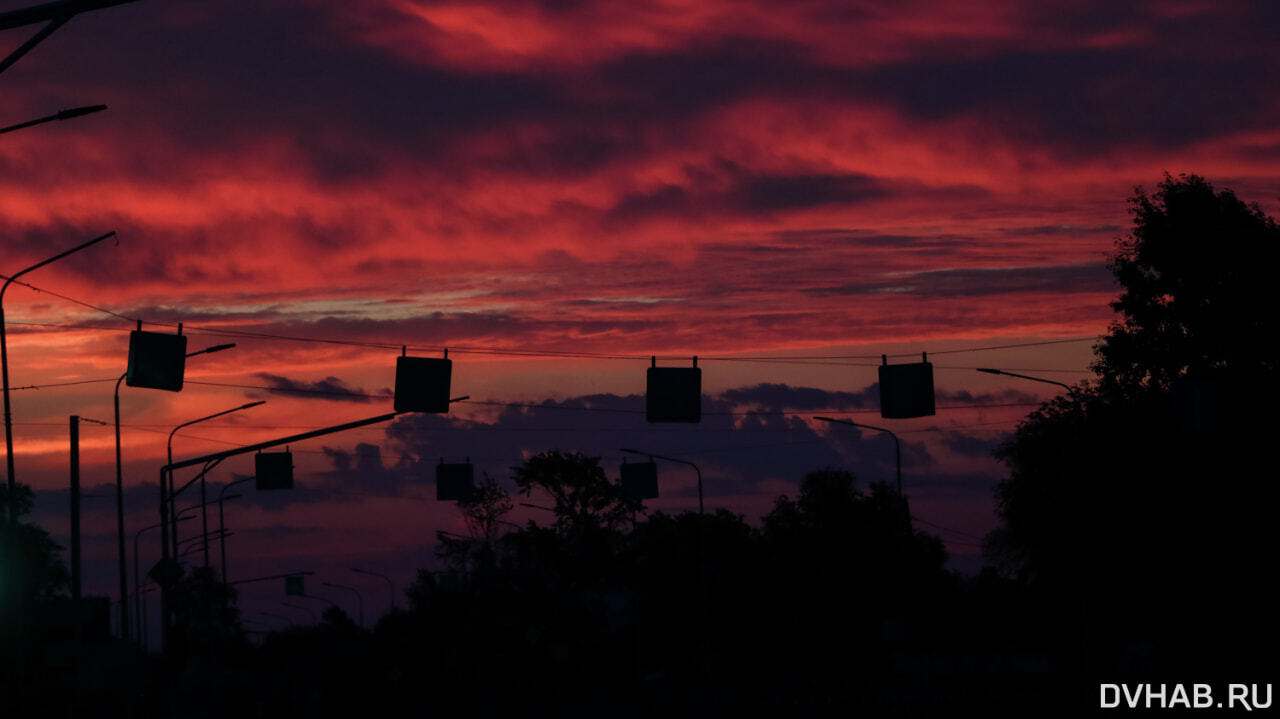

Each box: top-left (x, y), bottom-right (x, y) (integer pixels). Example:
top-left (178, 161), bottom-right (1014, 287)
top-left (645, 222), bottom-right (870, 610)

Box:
top-left (238, 400), bottom-right (266, 411)
top-left (620, 448), bottom-right (640, 455)
top-left (813, 416), bottom-right (835, 423)
top-left (976, 368), bottom-right (1003, 375)
top-left (189, 343), bottom-right (236, 357)
top-left (56, 104), bottom-right (107, 121)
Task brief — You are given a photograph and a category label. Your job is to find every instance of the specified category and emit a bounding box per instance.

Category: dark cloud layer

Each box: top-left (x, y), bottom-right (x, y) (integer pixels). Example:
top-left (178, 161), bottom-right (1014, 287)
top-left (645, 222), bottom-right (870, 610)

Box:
top-left (805, 263), bottom-right (1115, 298)
top-left (255, 373), bottom-right (390, 403)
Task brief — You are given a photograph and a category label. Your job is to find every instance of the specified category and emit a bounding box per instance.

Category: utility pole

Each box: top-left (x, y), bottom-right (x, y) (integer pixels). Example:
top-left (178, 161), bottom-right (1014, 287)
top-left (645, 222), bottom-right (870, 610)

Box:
top-left (69, 416), bottom-right (82, 620)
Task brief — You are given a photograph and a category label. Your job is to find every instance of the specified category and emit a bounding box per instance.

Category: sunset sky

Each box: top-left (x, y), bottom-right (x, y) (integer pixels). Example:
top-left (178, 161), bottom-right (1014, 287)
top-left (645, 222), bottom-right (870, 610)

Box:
top-left (3, 0), bottom-right (1278, 636)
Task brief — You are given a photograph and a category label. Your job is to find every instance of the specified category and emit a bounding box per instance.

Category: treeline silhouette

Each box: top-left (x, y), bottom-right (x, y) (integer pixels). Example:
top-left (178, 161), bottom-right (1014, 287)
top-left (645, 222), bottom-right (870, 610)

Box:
top-left (986, 174), bottom-right (1278, 685)
top-left (5, 456), bottom-right (1064, 717)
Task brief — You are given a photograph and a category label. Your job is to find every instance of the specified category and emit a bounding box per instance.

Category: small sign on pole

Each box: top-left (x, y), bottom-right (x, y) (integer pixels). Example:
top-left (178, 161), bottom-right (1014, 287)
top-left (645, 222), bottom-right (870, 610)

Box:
top-left (255, 451), bottom-right (294, 490)
top-left (436, 459), bottom-right (475, 501)
top-left (284, 575), bottom-right (305, 596)
top-left (126, 325), bottom-right (188, 391)
top-left (878, 353), bottom-right (935, 419)
top-left (646, 357), bottom-right (701, 423)
top-left (394, 350), bottom-right (452, 413)
top-left (147, 557), bottom-right (183, 589)
top-left (620, 460), bottom-right (659, 500)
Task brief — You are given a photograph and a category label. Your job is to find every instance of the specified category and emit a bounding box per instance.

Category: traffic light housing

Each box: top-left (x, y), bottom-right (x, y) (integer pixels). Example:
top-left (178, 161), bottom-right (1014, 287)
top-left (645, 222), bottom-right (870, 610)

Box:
top-left (255, 451), bottom-right (294, 490)
top-left (394, 354), bottom-right (452, 413)
top-left (436, 460), bottom-right (475, 501)
top-left (127, 328), bottom-right (187, 391)
top-left (878, 354), bottom-right (935, 419)
top-left (620, 460), bottom-right (659, 500)
top-left (646, 357), bottom-right (701, 423)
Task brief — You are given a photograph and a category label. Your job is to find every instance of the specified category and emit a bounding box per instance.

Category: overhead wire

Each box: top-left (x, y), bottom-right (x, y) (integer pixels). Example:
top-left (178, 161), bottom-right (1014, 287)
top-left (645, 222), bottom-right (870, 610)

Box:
top-left (5, 277), bottom-right (1073, 562)
top-left (4, 278), bottom-right (1100, 367)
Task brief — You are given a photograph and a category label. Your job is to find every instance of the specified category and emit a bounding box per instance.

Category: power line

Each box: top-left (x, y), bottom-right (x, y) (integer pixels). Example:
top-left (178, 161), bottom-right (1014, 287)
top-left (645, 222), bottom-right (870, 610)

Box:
top-left (911, 515), bottom-right (988, 542)
top-left (9, 378), bottom-right (119, 390)
top-left (4, 278), bottom-right (1101, 366)
top-left (0, 275), bottom-right (135, 322)
top-left (14, 383), bottom-right (1045, 421)
top-left (11, 376), bottom-right (1051, 415)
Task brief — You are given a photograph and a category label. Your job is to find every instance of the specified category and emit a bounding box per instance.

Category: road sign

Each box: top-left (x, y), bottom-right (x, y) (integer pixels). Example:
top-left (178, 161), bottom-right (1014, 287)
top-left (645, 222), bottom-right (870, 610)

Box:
top-left (255, 451), bottom-right (293, 490)
top-left (620, 461), bottom-right (659, 500)
top-left (436, 461), bottom-right (475, 501)
top-left (878, 355), bottom-right (935, 418)
top-left (126, 329), bottom-right (187, 391)
top-left (394, 355), bottom-right (452, 413)
top-left (147, 557), bottom-right (182, 588)
top-left (647, 359), bottom-right (701, 423)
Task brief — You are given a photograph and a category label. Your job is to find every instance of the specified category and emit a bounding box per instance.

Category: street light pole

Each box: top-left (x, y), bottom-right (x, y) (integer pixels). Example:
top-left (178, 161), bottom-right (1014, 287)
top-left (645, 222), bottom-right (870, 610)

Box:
top-left (157, 404), bottom-right (464, 655)
top-left (813, 414), bottom-right (912, 693)
top-left (618, 446), bottom-right (710, 674)
top-left (351, 568), bottom-right (395, 616)
top-left (0, 105), bottom-right (106, 135)
top-left (0, 0), bottom-right (145, 76)
top-left (812, 417), bottom-right (902, 495)
top-left (219, 478), bottom-right (251, 584)
top-left (115, 341), bottom-right (237, 641)
top-left (134, 514), bottom-right (192, 647)
top-left (322, 582), bottom-right (364, 628)
top-left (166, 398), bottom-right (263, 568)
top-left (2, 231), bottom-right (114, 523)
top-left (976, 367), bottom-right (1075, 394)
top-left (976, 367), bottom-right (1090, 696)
top-left (281, 602), bottom-right (316, 624)
top-left (179, 530), bottom-right (231, 559)
top-left (261, 612), bottom-right (293, 629)
top-left (619, 448), bottom-right (704, 513)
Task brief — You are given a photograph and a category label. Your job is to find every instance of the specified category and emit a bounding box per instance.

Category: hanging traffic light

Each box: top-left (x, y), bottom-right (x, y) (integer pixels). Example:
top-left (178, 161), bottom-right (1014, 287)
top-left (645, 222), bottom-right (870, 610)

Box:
top-left (436, 459), bottom-right (475, 501)
top-left (878, 353), bottom-right (935, 419)
top-left (284, 574), bottom-right (305, 596)
top-left (646, 356), bottom-right (701, 423)
top-left (126, 322), bottom-right (187, 391)
top-left (394, 348), bottom-right (452, 413)
top-left (620, 459), bottom-right (659, 500)
top-left (255, 450), bottom-right (294, 490)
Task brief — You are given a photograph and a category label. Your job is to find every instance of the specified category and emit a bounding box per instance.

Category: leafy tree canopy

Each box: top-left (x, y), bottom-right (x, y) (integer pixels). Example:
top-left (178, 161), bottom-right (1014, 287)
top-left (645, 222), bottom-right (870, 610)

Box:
top-left (1096, 173), bottom-right (1280, 392)
top-left (987, 175), bottom-right (1278, 665)
top-left (0, 483), bottom-right (69, 630)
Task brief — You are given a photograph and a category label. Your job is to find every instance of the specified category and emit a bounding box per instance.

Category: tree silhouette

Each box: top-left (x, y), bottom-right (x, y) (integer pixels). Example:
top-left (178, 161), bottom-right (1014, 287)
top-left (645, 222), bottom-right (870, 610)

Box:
top-left (511, 450), bottom-right (639, 536)
top-left (760, 469), bottom-right (949, 671)
top-left (988, 174), bottom-right (1278, 675)
top-left (437, 473), bottom-right (514, 576)
top-left (168, 565), bottom-right (246, 663)
top-left (0, 482), bottom-right (68, 603)
top-left (1096, 173), bottom-right (1280, 393)
top-left (458, 472), bottom-right (514, 543)
top-left (0, 482), bottom-right (69, 648)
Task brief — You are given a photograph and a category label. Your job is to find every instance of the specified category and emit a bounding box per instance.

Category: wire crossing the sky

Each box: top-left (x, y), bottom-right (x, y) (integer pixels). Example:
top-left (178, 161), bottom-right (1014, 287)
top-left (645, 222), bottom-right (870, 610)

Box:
top-left (3, 277), bottom-right (1101, 368)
